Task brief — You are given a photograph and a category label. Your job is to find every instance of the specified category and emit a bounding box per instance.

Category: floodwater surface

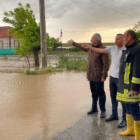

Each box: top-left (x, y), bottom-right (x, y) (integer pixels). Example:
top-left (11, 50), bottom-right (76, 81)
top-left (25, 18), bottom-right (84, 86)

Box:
top-left (0, 72), bottom-right (111, 140)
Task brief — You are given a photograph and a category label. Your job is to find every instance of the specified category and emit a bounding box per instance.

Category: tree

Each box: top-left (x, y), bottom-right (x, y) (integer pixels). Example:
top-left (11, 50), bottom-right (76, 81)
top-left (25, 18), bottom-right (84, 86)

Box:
top-left (46, 33), bottom-right (55, 51)
top-left (133, 22), bottom-right (140, 44)
top-left (3, 3), bottom-right (41, 67)
top-left (46, 33), bottom-right (62, 51)
top-left (51, 37), bottom-right (62, 51)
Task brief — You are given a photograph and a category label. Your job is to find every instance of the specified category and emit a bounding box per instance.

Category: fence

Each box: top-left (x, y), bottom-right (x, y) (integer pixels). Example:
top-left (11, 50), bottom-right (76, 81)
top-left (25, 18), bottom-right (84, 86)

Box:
top-left (0, 48), bottom-right (15, 55)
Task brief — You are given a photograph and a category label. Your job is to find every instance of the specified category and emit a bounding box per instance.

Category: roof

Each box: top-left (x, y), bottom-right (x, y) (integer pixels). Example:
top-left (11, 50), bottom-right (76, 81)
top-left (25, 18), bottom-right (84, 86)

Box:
top-left (0, 26), bottom-right (14, 38)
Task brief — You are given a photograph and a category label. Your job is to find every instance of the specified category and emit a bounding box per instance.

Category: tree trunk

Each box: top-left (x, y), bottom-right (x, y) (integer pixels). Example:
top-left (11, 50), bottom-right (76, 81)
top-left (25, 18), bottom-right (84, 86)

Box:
top-left (33, 50), bottom-right (40, 67)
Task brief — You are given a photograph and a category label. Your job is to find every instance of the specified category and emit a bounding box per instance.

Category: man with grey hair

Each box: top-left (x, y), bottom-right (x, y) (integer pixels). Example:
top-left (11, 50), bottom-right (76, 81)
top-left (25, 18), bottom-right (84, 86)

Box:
top-left (94, 33), bottom-right (102, 42)
top-left (67, 33), bottom-right (110, 118)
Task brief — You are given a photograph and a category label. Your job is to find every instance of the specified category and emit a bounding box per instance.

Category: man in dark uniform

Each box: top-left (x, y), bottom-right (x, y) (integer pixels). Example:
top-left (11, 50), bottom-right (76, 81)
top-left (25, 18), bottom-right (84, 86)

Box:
top-left (116, 29), bottom-right (140, 140)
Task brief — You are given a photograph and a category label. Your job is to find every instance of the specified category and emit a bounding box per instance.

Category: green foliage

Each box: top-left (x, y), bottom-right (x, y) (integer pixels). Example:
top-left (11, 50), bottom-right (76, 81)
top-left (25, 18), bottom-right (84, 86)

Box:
top-left (70, 47), bottom-right (80, 52)
top-left (133, 22), bottom-right (140, 44)
top-left (59, 55), bottom-right (69, 62)
top-left (25, 67), bottom-right (63, 75)
top-left (57, 55), bottom-right (87, 71)
top-left (51, 37), bottom-right (62, 49)
top-left (3, 3), bottom-right (40, 56)
top-left (48, 49), bottom-right (87, 56)
top-left (26, 70), bottom-right (38, 75)
top-left (2, 55), bottom-right (8, 60)
top-left (46, 34), bottom-right (62, 51)
top-left (62, 42), bottom-right (115, 47)
top-left (46, 33), bottom-right (55, 50)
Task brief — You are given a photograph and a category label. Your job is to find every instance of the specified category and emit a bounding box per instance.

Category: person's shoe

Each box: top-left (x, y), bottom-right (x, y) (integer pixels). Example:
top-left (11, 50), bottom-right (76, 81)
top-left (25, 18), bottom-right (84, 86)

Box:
top-left (100, 111), bottom-right (106, 118)
top-left (87, 108), bottom-right (98, 115)
top-left (105, 115), bottom-right (119, 122)
top-left (117, 120), bottom-right (126, 128)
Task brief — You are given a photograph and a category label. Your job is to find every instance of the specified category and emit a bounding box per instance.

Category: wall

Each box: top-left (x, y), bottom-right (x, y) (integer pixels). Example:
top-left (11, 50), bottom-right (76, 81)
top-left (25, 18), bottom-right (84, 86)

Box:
top-left (0, 37), bottom-right (19, 49)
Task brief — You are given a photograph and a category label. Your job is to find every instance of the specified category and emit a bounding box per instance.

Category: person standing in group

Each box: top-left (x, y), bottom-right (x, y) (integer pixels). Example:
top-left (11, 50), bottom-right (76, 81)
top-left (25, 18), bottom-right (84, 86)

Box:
top-left (81, 34), bottom-right (127, 128)
top-left (116, 29), bottom-right (140, 140)
top-left (67, 33), bottom-right (110, 118)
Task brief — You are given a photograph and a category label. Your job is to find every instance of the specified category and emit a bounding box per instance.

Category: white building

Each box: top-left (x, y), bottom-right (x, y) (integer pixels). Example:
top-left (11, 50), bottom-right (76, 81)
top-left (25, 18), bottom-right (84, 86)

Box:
top-left (0, 26), bottom-right (19, 49)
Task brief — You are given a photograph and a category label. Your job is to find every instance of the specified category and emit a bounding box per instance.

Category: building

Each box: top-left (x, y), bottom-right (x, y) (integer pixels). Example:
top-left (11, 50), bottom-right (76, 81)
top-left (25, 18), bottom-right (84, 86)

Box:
top-left (0, 26), bottom-right (19, 49)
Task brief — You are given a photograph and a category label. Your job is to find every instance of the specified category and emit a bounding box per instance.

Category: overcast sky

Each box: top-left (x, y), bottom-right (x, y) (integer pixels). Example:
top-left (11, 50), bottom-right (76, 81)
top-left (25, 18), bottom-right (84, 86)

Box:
top-left (0, 0), bottom-right (140, 43)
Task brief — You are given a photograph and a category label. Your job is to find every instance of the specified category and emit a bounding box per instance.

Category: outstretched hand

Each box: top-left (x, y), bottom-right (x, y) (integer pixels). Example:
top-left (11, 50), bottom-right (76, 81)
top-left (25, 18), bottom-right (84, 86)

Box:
top-left (67, 39), bottom-right (74, 45)
top-left (81, 44), bottom-right (91, 49)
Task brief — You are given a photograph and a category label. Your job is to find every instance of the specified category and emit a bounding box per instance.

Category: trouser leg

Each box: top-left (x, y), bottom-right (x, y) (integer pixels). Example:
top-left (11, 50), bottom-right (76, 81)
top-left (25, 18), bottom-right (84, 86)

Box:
top-left (109, 76), bottom-right (118, 116)
top-left (89, 81), bottom-right (98, 110)
top-left (96, 82), bottom-right (106, 112)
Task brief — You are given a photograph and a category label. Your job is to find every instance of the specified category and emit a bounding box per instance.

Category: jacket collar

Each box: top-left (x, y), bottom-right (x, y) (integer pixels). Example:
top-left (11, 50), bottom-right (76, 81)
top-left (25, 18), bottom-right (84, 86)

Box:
top-left (125, 41), bottom-right (137, 49)
top-left (92, 42), bottom-right (102, 48)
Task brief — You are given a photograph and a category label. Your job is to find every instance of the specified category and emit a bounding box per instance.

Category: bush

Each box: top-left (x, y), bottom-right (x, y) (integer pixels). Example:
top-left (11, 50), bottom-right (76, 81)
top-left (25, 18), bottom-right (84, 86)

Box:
top-left (57, 55), bottom-right (87, 71)
top-left (26, 70), bottom-right (38, 75)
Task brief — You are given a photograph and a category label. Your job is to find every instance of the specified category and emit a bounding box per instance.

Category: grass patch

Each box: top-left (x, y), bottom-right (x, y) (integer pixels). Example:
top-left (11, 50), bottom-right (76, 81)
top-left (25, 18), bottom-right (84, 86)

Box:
top-left (23, 56), bottom-right (87, 75)
top-left (1, 55), bottom-right (8, 60)
top-left (57, 55), bottom-right (87, 71)
top-left (26, 70), bottom-right (38, 75)
top-left (0, 55), bottom-right (88, 75)
top-left (0, 68), bottom-right (62, 75)
top-left (0, 69), bottom-right (24, 74)
top-left (62, 42), bottom-right (115, 47)
top-left (25, 67), bottom-right (63, 75)
top-left (48, 50), bottom-right (87, 56)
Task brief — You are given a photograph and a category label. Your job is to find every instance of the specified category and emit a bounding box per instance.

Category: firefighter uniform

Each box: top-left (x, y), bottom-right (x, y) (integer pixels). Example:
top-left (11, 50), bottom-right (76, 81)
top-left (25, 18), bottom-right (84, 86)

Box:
top-left (116, 41), bottom-right (140, 140)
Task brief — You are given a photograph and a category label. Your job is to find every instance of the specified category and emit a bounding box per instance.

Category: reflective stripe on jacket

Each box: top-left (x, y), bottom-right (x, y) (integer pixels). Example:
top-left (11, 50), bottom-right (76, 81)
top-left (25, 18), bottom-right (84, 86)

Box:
top-left (117, 41), bottom-right (140, 103)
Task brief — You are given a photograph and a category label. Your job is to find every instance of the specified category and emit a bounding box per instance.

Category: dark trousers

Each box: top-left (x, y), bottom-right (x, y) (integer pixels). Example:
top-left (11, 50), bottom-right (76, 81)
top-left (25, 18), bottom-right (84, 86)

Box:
top-left (110, 76), bottom-right (126, 120)
top-left (90, 81), bottom-right (106, 112)
top-left (125, 103), bottom-right (140, 121)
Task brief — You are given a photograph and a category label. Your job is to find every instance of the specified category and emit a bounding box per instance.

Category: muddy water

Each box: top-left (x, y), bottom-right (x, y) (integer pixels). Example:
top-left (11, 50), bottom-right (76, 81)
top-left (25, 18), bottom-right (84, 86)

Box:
top-left (0, 72), bottom-right (110, 140)
top-left (0, 59), bottom-right (58, 71)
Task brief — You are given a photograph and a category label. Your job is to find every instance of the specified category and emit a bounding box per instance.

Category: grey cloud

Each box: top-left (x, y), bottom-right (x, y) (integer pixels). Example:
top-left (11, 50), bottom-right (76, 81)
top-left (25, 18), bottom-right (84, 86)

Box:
top-left (1, 0), bottom-right (140, 42)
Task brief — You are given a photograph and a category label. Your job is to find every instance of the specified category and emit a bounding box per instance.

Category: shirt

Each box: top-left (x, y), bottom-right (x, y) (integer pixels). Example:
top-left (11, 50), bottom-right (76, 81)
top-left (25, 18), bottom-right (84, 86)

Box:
top-left (105, 45), bottom-right (126, 78)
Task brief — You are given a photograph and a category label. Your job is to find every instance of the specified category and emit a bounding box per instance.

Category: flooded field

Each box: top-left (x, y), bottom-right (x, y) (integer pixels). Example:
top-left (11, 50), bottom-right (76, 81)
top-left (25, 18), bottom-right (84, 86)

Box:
top-left (0, 57), bottom-right (58, 71)
top-left (0, 71), bottom-right (110, 140)
top-left (0, 56), bottom-right (116, 140)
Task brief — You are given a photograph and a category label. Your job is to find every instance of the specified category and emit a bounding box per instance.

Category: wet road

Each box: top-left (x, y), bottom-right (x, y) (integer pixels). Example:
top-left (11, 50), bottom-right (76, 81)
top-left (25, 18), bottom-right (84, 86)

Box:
top-left (0, 72), bottom-right (134, 140)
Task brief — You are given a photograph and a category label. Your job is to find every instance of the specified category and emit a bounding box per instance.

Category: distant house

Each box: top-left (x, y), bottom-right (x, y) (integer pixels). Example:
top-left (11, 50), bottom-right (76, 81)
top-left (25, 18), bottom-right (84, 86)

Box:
top-left (0, 26), bottom-right (19, 49)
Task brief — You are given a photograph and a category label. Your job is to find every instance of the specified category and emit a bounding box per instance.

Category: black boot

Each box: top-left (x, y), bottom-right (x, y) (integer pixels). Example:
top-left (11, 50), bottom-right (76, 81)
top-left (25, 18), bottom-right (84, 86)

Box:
top-left (117, 120), bottom-right (126, 128)
top-left (87, 107), bottom-right (98, 115)
top-left (105, 115), bottom-right (119, 122)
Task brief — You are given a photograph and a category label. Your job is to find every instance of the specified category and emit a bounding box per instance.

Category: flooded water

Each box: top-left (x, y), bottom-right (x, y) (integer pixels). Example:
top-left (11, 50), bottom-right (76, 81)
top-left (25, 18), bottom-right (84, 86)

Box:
top-left (0, 72), bottom-right (111, 140)
top-left (0, 58), bottom-right (58, 71)
top-left (0, 54), bottom-right (114, 140)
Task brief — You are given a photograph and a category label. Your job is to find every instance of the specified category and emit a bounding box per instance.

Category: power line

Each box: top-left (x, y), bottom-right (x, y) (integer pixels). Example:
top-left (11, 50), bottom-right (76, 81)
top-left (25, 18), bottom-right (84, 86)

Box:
top-left (90, 0), bottom-right (139, 19)
top-left (111, 0), bottom-right (140, 17)
top-left (64, 21), bottom-right (137, 35)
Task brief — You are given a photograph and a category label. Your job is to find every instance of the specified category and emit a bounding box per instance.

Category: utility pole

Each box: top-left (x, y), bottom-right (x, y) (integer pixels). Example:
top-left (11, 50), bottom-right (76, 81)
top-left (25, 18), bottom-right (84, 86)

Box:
top-left (60, 29), bottom-right (63, 51)
top-left (39, 0), bottom-right (47, 68)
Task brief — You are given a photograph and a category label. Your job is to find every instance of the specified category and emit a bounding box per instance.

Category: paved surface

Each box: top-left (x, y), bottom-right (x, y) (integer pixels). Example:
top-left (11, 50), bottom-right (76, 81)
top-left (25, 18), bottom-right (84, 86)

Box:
top-left (47, 104), bottom-right (134, 140)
